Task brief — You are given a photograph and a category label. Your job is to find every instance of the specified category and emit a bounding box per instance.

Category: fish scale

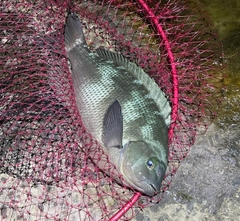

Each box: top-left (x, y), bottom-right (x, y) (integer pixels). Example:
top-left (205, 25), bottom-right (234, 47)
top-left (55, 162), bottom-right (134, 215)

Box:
top-left (65, 12), bottom-right (171, 196)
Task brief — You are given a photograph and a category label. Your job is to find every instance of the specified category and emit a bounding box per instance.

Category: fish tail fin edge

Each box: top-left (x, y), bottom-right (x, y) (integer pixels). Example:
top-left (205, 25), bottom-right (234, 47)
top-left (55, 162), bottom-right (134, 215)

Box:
top-left (65, 12), bottom-right (86, 51)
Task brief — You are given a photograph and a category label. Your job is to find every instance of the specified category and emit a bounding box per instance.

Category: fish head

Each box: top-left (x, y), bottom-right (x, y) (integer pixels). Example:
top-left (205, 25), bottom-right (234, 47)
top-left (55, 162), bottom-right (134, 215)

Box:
top-left (102, 100), bottom-right (167, 196)
top-left (119, 140), bottom-right (167, 196)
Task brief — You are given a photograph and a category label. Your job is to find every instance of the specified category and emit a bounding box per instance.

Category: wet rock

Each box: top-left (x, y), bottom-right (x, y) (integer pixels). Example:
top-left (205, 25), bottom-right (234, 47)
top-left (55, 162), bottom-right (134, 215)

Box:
top-left (133, 124), bottom-right (240, 220)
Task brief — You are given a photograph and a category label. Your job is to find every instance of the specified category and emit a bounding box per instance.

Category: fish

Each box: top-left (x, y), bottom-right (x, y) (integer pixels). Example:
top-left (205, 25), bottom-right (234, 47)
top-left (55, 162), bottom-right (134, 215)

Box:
top-left (64, 12), bottom-right (171, 196)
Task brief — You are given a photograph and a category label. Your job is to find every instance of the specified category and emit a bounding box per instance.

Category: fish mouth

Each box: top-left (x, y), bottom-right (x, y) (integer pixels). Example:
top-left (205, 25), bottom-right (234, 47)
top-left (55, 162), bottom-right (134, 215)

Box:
top-left (143, 164), bottom-right (166, 196)
top-left (143, 181), bottom-right (160, 196)
top-left (135, 181), bottom-right (159, 196)
top-left (149, 183), bottom-right (157, 193)
top-left (141, 170), bottom-right (165, 196)
top-left (129, 179), bottom-right (159, 196)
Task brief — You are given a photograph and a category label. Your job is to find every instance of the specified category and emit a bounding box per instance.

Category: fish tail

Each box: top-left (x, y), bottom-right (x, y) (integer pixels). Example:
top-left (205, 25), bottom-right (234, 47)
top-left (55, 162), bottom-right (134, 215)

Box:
top-left (64, 12), bottom-right (86, 51)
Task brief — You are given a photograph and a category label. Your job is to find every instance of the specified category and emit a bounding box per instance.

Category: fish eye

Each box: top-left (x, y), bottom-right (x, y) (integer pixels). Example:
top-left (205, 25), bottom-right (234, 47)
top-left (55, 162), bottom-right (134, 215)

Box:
top-left (146, 159), bottom-right (155, 170)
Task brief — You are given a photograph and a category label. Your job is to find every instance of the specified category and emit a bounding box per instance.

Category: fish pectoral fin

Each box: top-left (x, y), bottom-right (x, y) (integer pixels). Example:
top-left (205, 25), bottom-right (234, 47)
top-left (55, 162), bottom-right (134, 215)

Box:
top-left (103, 100), bottom-right (123, 149)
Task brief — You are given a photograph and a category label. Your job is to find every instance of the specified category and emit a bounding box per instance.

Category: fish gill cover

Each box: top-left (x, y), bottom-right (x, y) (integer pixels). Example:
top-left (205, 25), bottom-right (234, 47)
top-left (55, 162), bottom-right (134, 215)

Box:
top-left (0, 0), bottom-right (223, 220)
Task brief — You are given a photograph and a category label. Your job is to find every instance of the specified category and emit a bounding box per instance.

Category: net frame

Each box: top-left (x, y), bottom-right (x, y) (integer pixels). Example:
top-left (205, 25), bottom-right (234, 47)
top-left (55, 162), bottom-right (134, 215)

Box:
top-left (0, 0), bottom-right (224, 220)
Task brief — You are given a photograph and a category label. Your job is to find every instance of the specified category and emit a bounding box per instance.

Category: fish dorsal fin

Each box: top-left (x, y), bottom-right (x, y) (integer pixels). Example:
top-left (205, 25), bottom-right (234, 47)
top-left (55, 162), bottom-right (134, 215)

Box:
top-left (103, 100), bottom-right (123, 149)
top-left (96, 48), bottom-right (171, 126)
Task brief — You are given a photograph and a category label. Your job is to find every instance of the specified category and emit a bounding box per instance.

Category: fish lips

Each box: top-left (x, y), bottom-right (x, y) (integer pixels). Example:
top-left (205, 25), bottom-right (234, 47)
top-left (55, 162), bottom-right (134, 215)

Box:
top-left (143, 164), bottom-right (165, 196)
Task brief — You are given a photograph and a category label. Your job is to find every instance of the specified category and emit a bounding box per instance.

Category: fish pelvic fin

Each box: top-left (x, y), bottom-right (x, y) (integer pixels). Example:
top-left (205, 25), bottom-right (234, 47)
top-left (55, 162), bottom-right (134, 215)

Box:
top-left (64, 12), bottom-right (87, 51)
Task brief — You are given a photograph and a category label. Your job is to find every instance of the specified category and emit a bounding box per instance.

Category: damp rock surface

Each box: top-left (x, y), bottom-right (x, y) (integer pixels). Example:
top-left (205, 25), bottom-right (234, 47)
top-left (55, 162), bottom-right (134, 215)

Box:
top-left (133, 124), bottom-right (240, 221)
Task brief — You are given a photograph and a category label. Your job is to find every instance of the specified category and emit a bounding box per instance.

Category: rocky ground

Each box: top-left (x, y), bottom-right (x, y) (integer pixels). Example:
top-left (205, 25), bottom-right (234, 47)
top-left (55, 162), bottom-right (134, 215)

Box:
top-left (134, 123), bottom-right (240, 221)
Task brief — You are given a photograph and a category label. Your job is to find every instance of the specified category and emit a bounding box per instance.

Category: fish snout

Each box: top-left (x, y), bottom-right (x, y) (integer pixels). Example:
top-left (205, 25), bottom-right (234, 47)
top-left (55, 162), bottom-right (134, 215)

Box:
top-left (149, 164), bottom-right (166, 194)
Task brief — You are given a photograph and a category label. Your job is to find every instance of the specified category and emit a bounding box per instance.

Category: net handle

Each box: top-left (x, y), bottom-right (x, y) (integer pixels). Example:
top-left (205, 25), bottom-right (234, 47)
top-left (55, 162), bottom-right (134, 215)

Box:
top-left (109, 192), bottom-right (142, 221)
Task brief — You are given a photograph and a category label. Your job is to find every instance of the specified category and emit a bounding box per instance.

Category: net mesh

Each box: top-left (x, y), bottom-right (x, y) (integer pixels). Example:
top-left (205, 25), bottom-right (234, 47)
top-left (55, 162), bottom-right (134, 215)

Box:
top-left (0, 0), bottom-right (223, 220)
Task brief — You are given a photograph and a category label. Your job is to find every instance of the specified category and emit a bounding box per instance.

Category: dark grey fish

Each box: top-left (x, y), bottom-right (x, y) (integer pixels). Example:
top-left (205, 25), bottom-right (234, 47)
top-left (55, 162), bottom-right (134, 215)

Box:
top-left (65, 12), bottom-right (171, 196)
